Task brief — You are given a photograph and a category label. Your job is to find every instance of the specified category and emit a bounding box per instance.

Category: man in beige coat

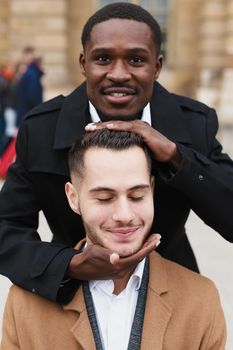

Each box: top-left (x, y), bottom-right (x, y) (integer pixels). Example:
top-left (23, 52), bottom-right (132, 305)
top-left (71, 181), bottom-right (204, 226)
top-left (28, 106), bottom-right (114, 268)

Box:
top-left (1, 130), bottom-right (226, 350)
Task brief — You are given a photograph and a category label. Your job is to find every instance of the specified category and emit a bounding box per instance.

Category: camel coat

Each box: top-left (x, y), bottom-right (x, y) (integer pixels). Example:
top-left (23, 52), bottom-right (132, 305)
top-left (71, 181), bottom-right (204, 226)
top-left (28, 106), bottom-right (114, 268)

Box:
top-left (1, 250), bottom-right (226, 350)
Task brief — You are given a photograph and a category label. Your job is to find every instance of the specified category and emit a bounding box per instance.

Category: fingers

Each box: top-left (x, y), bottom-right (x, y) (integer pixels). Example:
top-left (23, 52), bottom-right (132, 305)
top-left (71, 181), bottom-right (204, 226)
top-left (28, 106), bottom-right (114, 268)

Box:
top-left (117, 233), bottom-right (161, 266)
top-left (132, 233), bottom-right (161, 260)
top-left (85, 121), bottom-right (130, 132)
top-left (85, 120), bottom-right (147, 133)
top-left (144, 233), bottom-right (161, 248)
top-left (69, 234), bottom-right (161, 280)
top-left (109, 233), bottom-right (161, 266)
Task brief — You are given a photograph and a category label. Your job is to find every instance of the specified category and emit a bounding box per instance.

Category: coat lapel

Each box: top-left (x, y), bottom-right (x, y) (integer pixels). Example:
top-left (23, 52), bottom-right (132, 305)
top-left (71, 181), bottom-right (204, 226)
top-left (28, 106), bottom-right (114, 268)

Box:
top-left (141, 252), bottom-right (172, 350)
top-left (63, 239), bottom-right (95, 349)
top-left (63, 285), bottom-right (96, 350)
top-left (54, 82), bottom-right (89, 150)
top-left (64, 246), bottom-right (172, 349)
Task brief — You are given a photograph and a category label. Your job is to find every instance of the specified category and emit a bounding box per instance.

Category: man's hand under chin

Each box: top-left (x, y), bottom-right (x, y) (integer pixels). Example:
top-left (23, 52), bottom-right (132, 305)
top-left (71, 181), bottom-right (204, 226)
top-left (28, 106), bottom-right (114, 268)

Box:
top-left (67, 233), bottom-right (161, 281)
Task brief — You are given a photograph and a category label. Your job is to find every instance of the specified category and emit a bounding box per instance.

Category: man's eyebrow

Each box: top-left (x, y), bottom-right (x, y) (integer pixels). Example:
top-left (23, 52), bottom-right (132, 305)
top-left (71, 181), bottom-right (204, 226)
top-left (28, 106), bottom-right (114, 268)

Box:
top-left (89, 184), bottom-right (150, 193)
top-left (89, 187), bottom-right (115, 193)
top-left (91, 47), bottom-right (150, 54)
top-left (128, 184), bottom-right (150, 191)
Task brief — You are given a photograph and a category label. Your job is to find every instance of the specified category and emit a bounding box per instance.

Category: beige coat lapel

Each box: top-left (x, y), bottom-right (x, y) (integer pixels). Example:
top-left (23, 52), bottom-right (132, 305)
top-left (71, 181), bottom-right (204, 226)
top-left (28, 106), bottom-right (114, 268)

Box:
top-left (141, 252), bottom-right (172, 350)
top-left (63, 285), bottom-right (96, 350)
top-left (64, 241), bottom-right (172, 349)
top-left (64, 240), bottom-right (95, 350)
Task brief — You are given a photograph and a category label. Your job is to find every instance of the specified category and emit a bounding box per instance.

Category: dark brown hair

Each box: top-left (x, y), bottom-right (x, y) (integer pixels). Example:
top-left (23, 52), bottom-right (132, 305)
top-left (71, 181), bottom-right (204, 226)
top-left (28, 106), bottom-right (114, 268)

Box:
top-left (69, 129), bottom-right (152, 179)
top-left (81, 2), bottom-right (162, 54)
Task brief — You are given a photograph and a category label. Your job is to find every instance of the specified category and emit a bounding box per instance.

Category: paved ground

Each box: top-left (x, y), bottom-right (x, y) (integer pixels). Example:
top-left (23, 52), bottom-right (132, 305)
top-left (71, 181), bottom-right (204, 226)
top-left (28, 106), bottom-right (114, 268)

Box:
top-left (0, 185), bottom-right (233, 348)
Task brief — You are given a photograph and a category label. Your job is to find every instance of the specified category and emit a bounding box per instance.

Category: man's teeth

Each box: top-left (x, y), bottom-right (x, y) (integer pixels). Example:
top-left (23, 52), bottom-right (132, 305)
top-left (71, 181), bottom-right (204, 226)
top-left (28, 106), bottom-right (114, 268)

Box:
top-left (110, 92), bottom-right (127, 97)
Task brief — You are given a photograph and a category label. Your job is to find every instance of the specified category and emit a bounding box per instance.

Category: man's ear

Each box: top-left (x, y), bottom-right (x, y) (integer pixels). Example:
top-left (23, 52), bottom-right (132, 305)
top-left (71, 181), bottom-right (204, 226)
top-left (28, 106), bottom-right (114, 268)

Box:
top-left (150, 175), bottom-right (155, 192)
top-left (65, 182), bottom-right (80, 215)
top-left (154, 54), bottom-right (163, 80)
top-left (79, 51), bottom-right (86, 77)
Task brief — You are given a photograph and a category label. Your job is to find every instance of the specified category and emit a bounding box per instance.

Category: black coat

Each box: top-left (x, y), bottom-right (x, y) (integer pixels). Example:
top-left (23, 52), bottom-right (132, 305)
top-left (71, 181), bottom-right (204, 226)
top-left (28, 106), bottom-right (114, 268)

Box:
top-left (0, 82), bottom-right (233, 303)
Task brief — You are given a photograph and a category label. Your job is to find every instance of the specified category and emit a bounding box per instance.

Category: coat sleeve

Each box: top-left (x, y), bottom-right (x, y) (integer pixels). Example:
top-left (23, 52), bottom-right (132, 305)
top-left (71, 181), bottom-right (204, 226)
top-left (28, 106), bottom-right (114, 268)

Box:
top-left (0, 122), bottom-right (78, 303)
top-left (162, 107), bottom-right (233, 242)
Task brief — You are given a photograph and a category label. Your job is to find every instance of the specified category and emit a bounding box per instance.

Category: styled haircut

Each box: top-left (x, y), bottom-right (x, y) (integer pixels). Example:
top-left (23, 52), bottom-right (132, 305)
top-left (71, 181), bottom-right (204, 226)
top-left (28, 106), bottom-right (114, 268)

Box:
top-left (69, 129), bottom-right (152, 179)
top-left (81, 2), bottom-right (162, 54)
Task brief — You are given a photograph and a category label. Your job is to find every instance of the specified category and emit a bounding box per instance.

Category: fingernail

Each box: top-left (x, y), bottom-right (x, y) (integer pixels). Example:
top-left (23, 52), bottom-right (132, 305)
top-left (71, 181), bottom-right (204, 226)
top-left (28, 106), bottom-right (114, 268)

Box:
top-left (156, 234), bottom-right (162, 240)
top-left (155, 240), bottom-right (161, 247)
top-left (106, 123), bottom-right (114, 129)
top-left (110, 252), bottom-right (119, 264)
top-left (85, 123), bottom-right (97, 130)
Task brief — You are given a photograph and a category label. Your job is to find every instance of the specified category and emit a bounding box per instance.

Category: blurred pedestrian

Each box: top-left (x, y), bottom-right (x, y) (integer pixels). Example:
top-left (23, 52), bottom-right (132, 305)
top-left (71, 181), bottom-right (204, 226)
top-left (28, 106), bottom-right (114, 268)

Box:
top-left (15, 47), bottom-right (44, 127)
top-left (0, 63), bottom-right (16, 156)
top-left (0, 67), bottom-right (7, 154)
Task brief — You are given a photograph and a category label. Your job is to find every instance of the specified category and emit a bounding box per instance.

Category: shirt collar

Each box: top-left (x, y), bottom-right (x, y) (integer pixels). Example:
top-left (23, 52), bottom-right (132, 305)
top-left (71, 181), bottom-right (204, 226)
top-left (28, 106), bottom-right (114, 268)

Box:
top-left (88, 101), bottom-right (152, 126)
top-left (89, 257), bottom-right (146, 293)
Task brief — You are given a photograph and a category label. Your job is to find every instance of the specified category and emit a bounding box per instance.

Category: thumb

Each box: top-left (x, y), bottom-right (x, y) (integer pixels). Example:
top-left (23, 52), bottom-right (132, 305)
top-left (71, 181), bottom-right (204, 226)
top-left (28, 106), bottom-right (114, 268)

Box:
top-left (110, 252), bottom-right (120, 265)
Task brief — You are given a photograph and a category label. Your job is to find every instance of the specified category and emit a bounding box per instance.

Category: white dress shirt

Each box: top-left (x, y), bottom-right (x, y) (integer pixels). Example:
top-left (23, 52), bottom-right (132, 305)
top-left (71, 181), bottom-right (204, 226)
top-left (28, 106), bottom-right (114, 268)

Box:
top-left (87, 103), bottom-right (150, 349)
top-left (88, 101), bottom-right (152, 126)
top-left (89, 258), bottom-right (145, 350)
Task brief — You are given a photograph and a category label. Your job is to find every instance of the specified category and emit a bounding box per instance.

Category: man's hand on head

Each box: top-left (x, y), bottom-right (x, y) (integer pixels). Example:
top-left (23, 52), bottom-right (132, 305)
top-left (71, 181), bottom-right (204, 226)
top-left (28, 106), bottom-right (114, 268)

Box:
top-left (85, 120), bottom-right (182, 170)
top-left (67, 233), bottom-right (161, 281)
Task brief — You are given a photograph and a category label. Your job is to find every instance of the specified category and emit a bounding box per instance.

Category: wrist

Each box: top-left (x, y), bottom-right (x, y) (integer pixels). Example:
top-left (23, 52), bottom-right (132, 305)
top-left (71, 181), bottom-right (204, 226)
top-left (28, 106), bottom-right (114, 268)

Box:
top-left (67, 252), bottom-right (84, 279)
top-left (167, 143), bottom-right (182, 170)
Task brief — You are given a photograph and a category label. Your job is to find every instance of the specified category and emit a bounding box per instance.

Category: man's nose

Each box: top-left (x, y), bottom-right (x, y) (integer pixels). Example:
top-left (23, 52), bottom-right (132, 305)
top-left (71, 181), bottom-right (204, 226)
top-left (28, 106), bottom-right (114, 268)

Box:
top-left (107, 60), bottom-right (131, 82)
top-left (112, 199), bottom-right (135, 223)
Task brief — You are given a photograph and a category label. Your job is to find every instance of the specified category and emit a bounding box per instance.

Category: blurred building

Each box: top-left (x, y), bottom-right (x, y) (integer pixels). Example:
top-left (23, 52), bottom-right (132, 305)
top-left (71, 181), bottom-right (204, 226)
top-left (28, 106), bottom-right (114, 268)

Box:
top-left (1, 0), bottom-right (233, 151)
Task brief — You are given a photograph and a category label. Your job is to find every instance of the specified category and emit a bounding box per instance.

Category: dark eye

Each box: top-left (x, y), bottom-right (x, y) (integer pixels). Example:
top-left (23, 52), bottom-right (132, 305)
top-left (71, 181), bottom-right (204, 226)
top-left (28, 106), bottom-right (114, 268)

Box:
top-left (129, 57), bottom-right (144, 64)
top-left (96, 56), bottom-right (111, 64)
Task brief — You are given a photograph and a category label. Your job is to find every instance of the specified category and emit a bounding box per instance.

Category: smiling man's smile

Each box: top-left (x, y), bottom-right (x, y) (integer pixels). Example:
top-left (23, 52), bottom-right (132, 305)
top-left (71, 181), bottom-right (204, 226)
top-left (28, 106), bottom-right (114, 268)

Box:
top-left (66, 145), bottom-right (154, 258)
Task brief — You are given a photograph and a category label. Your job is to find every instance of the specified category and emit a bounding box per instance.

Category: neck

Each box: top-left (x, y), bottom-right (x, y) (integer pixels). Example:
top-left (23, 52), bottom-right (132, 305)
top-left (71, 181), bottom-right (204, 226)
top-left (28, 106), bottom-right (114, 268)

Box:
top-left (97, 110), bottom-right (143, 122)
top-left (112, 266), bottom-right (136, 295)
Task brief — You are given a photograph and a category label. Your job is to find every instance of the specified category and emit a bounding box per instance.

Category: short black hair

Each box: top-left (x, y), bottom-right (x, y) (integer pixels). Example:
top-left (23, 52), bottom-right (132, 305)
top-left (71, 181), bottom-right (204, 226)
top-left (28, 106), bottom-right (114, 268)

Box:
top-left (81, 2), bottom-right (162, 54)
top-left (69, 129), bottom-right (152, 179)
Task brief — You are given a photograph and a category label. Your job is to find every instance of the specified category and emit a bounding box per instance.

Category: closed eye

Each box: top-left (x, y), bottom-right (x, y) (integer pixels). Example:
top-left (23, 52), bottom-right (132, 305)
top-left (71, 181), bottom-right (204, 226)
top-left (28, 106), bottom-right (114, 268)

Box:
top-left (96, 197), bottom-right (113, 202)
top-left (129, 196), bottom-right (144, 202)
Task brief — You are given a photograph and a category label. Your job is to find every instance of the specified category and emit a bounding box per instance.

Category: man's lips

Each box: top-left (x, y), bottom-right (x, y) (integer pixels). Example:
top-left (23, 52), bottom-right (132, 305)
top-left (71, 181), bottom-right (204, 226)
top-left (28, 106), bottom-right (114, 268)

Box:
top-left (106, 227), bottom-right (140, 236)
top-left (102, 87), bottom-right (136, 95)
top-left (100, 87), bottom-right (137, 105)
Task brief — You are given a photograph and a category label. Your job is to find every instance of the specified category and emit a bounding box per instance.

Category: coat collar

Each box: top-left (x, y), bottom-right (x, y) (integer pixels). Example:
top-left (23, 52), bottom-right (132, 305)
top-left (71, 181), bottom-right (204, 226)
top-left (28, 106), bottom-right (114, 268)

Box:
top-left (53, 82), bottom-right (89, 150)
top-left (53, 81), bottom-right (192, 151)
top-left (63, 243), bottom-right (172, 350)
top-left (141, 251), bottom-right (172, 350)
top-left (62, 239), bottom-right (95, 349)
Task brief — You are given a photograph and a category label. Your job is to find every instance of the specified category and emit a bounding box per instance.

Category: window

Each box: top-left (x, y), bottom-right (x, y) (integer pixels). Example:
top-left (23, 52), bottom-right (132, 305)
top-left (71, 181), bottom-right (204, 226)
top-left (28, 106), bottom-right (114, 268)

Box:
top-left (139, 0), bottom-right (169, 58)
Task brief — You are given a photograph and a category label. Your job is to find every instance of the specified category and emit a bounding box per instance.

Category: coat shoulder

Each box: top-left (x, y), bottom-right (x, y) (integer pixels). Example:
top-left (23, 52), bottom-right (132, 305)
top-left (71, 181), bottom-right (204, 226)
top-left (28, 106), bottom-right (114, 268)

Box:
top-left (7, 285), bottom-right (63, 322)
top-left (24, 94), bottom-right (65, 120)
top-left (163, 256), bottom-right (219, 301)
top-left (172, 93), bottom-right (212, 115)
